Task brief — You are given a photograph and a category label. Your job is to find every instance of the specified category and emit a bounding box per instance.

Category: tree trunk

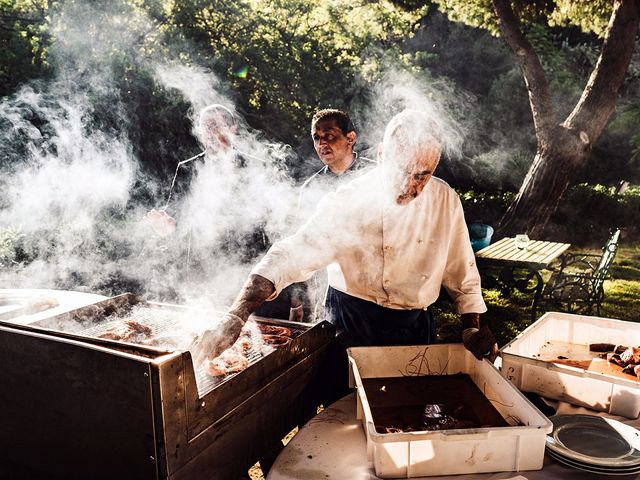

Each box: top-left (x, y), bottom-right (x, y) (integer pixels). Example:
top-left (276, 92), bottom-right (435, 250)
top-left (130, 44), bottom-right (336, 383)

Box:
top-left (498, 126), bottom-right (589, 237)
top-left (493, 0), bottom-right (640, 237)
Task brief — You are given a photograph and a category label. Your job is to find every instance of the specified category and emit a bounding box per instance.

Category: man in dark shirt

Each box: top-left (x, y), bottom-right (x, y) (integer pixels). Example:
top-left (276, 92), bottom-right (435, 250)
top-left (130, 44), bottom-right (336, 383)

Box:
top-left (143, 104), bottom-right (276, 302)
top-left (297, 108), bottom-right (374, 215)
top-left (271, 109), bottom-right (375, 321)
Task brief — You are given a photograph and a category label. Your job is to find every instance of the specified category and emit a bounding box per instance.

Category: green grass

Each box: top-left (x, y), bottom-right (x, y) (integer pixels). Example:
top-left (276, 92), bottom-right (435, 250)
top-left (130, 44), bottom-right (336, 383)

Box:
top-left (435, 242), bottom-right (640, 347)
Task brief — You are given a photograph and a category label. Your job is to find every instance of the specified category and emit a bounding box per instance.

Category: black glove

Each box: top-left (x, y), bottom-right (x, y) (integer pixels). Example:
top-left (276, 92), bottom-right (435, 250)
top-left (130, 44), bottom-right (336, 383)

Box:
top-left (462, 325), bottom-right (499, 362)
top-left (189, 312), bottom-right (245, 365)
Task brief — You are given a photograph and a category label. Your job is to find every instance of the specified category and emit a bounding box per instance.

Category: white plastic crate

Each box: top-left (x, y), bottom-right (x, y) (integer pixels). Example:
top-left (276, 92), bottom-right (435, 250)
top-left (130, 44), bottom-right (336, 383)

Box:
top-left (347, 344), bottom-right (551, 478)
top-left (500, 311), bottom-right (640, 419)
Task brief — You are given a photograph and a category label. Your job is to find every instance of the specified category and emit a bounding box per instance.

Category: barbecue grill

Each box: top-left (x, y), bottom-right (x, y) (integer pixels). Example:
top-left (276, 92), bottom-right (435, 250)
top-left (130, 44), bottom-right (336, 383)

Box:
top-left (0, 293), bottom-right (338, 479)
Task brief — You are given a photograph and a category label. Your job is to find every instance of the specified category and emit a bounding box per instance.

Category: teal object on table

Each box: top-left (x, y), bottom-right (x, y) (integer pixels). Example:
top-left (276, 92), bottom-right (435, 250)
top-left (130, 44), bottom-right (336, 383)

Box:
top-left (469, 223), bottom-right (494, 252)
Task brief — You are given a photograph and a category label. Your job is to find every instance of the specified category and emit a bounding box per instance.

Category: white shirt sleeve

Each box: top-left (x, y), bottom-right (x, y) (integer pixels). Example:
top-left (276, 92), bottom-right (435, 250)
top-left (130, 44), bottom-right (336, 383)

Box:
top-left (441, 195), bottom-right (487, 314)
top-left (251, 192), bottom-right (342, 299)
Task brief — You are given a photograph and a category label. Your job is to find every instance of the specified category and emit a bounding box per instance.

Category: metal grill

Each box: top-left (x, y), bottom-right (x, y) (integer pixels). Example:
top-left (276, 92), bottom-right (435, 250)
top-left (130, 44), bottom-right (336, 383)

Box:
top-left (76, 303), bottom-right (304, 396)
top-left (79, 304), bottom-right (200, 341)
top-left (0, 292), bottom-right (336, 480)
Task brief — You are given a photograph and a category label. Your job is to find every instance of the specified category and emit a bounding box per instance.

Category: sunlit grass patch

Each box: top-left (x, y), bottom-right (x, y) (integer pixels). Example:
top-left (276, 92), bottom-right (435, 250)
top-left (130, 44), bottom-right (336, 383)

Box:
top-left (436, 242), bottom-right (640, 347)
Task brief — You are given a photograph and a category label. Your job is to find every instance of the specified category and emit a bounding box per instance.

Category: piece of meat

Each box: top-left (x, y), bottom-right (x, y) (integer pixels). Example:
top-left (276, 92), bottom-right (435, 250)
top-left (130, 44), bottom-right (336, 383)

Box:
top-left (262, 334), bottom-right (291, 347)
top-left (234, 335), bottom-right (252, 351)
top-left (205, 348), bottom-right (249, 377)
top-left (606, 353), bottom-right (626, 367)
top-left (615, 345), bottom-right (629, 355)
top-left (635, 365), bottom-right (640, 379)
top-left (589, 343), bottom-right (616, 352)
top-left (98, 330), bottom-right (124, 341)
top-left (620, 347), bottom-right (640, 365)
top-left (257, 324), bottom-right (292, 337)
top-left (123, 319), bottom-right (153, 336)
top-left (97, 319), bottom-right (154, 343)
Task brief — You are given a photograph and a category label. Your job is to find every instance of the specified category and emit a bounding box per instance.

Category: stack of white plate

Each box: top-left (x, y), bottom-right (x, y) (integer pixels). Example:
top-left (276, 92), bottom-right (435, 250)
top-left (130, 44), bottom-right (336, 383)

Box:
top-left (546, 414), bottom-right (640, 476)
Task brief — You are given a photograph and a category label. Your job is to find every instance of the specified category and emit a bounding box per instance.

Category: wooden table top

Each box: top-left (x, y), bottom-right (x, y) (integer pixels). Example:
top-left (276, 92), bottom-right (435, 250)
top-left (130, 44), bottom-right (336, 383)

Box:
top-left (475, 237), bottom-right (571, 269)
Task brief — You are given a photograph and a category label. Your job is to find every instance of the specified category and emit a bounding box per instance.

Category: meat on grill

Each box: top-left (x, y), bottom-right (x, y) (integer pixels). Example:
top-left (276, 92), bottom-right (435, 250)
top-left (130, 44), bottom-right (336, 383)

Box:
top-left (256, 324), bottom-right (291, 337)
top-left (204, 323), bottom-right (293, 377)
top-left (98, 319), bottom-right (153, 343)
top-left (206, 347), bottom-right (250, 376)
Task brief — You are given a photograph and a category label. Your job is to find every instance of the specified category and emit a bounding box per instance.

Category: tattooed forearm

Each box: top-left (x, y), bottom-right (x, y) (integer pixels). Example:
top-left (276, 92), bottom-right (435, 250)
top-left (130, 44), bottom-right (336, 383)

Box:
top-left (228, 274), bottom-right (276, 321)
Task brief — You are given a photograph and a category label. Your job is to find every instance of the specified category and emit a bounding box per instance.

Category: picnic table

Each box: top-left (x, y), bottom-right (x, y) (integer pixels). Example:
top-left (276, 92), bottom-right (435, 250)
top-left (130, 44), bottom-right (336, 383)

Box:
top-left (475, 237), bottom-right (571, 319)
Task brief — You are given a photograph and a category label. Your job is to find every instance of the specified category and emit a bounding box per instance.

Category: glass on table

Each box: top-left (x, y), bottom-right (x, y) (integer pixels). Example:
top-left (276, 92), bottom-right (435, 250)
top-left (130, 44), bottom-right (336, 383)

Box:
top-left (514, 234), bottom-right (530, 251)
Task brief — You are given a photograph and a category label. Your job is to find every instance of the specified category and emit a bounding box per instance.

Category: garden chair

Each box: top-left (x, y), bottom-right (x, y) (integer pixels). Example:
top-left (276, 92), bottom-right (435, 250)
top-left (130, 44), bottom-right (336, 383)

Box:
top-left (541, 229), bottom-right (620, 315)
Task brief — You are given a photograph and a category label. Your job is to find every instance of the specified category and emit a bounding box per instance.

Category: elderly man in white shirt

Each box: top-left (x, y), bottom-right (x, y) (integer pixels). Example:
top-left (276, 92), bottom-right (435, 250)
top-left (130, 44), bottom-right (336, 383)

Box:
top-left (191, 109), bottom-right (498, 363)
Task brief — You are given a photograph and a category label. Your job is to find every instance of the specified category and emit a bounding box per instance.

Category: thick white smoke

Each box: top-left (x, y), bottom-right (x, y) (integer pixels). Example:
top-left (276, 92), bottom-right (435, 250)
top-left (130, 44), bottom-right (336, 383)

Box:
top-left (0, 1), bottom-right (300, 309)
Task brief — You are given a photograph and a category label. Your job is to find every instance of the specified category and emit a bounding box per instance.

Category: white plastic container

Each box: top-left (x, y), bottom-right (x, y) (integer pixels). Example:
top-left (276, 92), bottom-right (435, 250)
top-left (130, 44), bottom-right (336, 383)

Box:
top-left (500, 311), bottom-right (640, 419)
top-left (347, 344), bottom-right (552, 478)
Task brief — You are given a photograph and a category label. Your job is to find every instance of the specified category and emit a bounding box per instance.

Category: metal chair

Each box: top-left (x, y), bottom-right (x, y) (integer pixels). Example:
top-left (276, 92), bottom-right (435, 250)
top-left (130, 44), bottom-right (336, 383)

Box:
top-left (541, 229), bottom-right (620, 315)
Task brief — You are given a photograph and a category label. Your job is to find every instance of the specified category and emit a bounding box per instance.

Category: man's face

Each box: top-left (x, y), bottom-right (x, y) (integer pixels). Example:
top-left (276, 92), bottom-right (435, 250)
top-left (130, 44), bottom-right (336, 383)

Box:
top-left (311, 119), bottom-right (356, 168)
top-left (200, 114), bottom-right (236, 153)
top-left (390, 149), bottom-right (440, 206)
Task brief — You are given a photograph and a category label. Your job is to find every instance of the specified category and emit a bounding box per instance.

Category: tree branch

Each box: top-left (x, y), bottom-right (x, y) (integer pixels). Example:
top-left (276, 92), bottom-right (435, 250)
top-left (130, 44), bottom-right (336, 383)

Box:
top-left (564, 0), bottom-right (640, 141)
top-left (491, 0), bottom-right (556, 147)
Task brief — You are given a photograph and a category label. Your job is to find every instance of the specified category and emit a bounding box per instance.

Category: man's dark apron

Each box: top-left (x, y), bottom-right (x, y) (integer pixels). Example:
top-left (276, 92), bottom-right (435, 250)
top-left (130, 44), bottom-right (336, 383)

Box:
top-left (324, 287), bottom-right (436, 346)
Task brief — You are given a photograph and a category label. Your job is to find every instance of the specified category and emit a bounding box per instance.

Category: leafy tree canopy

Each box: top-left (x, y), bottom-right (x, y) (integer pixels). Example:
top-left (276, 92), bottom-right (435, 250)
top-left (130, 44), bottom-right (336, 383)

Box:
top-left (434, 0), bottom-right (613, 37)
top-left (162, 0), bottom-right (427, 139)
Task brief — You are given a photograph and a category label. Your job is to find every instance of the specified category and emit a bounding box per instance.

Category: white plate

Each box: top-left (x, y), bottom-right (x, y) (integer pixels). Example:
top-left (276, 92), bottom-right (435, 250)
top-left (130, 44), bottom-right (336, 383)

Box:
top-left (546, 448), bottom-right (640, 476)
top-left (546, 414), bottom-right (640, 468)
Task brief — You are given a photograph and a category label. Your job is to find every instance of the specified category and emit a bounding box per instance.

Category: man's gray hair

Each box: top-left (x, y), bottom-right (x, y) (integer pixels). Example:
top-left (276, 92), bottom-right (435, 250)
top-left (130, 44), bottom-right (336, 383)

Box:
top-left (381, 109), bottom-right (442, 166)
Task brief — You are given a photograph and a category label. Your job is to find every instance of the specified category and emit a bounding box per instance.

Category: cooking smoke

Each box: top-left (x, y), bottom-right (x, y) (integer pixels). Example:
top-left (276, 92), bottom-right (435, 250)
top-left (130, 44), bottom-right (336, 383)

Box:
top-left (0, 1), bottom-right (298, 310)
top-left (0, 2), bottom-right (475, 320)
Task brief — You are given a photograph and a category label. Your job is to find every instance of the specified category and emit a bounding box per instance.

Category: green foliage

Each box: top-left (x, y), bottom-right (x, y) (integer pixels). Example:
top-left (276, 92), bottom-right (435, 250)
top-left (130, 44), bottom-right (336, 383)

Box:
top-left (525, 24), bottom-right (584, 117)
top-left (0, 0), bottom-right (51, 95)
top-left (433, 0), bottom-right (501, 35)
top-left (434, 0), bottom-right (613, 38)
top-left (552, 183), bottom-right (640, 242)
top-left (163, 0), bottom-right (427, 139)
top-left (0, 225), bottom-right (25, 267)
top-left (610, 99), bottom-right (640, 164)
top-left (458, 189), bottom-right (515, 225)
top-left (547, 0), bottom-right (612, 37)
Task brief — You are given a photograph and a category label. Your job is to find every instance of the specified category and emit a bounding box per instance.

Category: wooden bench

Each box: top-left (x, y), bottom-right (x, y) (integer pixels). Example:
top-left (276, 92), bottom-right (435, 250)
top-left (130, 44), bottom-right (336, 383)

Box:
top-left (541, 229), bottom-right (621, 315)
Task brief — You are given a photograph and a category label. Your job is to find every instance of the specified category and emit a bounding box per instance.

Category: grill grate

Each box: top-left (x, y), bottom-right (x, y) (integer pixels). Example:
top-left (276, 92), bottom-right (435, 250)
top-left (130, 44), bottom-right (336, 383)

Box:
top-left (77, 304), bottom-right (303, 396)
top-left (79, 304), bottom-right (199, 340)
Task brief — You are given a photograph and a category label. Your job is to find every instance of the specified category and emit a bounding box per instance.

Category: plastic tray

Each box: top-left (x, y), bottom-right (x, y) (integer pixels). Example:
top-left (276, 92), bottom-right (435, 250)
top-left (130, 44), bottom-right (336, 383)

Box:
top-left (348, 344), bottom-right (551, 478)
top-left (500, 311), bottom-right (640, 419)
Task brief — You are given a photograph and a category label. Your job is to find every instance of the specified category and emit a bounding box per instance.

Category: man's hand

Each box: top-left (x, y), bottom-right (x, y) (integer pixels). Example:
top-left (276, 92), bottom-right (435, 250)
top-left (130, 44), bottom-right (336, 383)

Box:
top-left (462, 325), bottom-right (499, 362)
top-left (189, 274), bottom-right (276, 366)
top-left (288, 296), bottom-right (304, 322)
top-left (145, 208), bottom-right (177, 237)
top-left (189, 313), bottom-right (245, 365)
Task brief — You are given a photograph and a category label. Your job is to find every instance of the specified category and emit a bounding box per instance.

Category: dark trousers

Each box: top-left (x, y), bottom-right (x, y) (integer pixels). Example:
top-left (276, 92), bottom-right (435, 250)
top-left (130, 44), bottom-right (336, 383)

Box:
top-left (324, 287), bottom-right (436, 347)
